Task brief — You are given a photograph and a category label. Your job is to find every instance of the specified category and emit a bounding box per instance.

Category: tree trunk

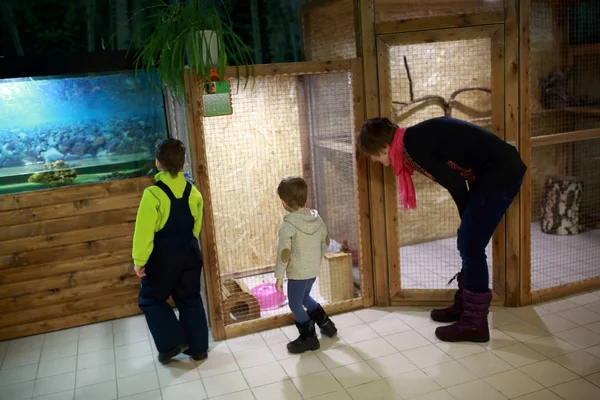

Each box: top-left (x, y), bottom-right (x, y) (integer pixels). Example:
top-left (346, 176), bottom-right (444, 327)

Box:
top-left (541, 175), bottom-right (583, 235)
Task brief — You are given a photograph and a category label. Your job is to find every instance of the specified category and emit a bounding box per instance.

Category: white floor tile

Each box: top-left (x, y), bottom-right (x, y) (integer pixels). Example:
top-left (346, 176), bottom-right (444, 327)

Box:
top-left (554, 326), bottom-right (600, 349)
top-left (251, 379), bottom-right (301, 400)
top-left (208, 341), bottom-right (232, 358)
top-left (259, 329), bottom-right (288, 346)
top-left (346, 379), bottom-right (401, 400)
top-left (422, 360), bottom-right (477, 388)
top-left (553, 350), bottom-right (600, 376)
top-left (76, 349), bottom-right (114, 371)
top-left (227, 334), bottom-right (266, 353)
top-left (41, 342), bottom-right (78, 363)
top-left (315, 345), bottom-right (363, 369)
top-left (330, 313), bottom-right (363, 329)
top-left (278, 352), bottom-right (326, 378)
top-left (586, 321), bottom-right (600, 335)
top-left (8, 336), bottom-right (44, 355)
top-left (75, 364), bottom-right (115, 388)
top-left (115, 355), bottom-right (155, 379)
top-left (368, 316), bottom-right (412, 337)
top-left (37, 356), bottom-right (77, 379)
top-left (117, 389), bottom-right (161, 400)
top-left (411, 390), bottom-right (455, 400)
top-left (116, 371), bottom-right (159, 398)
top-left (539, 300), bottom-right (578, 314)
top-left (33, 372), bottom-right (76, 397)
top-left (74, 380), bottom-right (117, 400)
top-left (484, 369), bottom-right (543, 399)
top-left (491, 343), bottom-right (547, 368)
top-left (500, 321), bottom-right (548, 342)
top-left (435, 341), bottom-right (486, 359)
top-left (519, 360), bottom-right (578, 387)
top-left (241, 362), bottom-right (288, 388)
top-left (508, 306), bottom-right (551, 321)
top-left (2, 349), bottom-right (41, 370)
top-left (354, 308), bottom-right (392, 324)
top-left (112, 316), bottom-right (146, 334)
top-left (490, 310), bottom-right (523, 327)
top-left (202, 370), bottom-right (248, 398)
top-left (458, 352), bottom-right (513, 378)
top-left (557, 307), bottom-right (600, 326)
top-left (586, 371), bottom-right (600, 387)
top-left (524, 335), bottom-right (578, 358)
top-left (78, 335), bottom-right (113, 355)
top-left (113, 329), bottom-right (147, 348)
top-left (161, 380), bottom-right (207, 400)
top-left (337, 324), bottom-right (379, 344)
top-left (512, 389), bottom-right (561, 400)
top-left (291, 370), bottom-right (343, 398)
top-left (114, 341), bottom-right (152, 362)
top-left (155, 359), bottom-right (200, 388)
top-left (330, 361), bottom-right (380, 388)
top-left (0, 381), bottom-right (35, 400)
top-left (1, 364), bottom-right (36, 388)
top-left (366, 352), bottom-right (418, 378)
top-left (209, 390), bottom-right (255, 400)
top-left (309, 390), bottom-right (352, 400)
top-left (549, 378), bottom-right (600, 400)
top-left (402, 344), bottom-right (453, 369)
top-left (79, 323), bottom-right (112, 341)
top-left (197, 353), bottom-right (239, 379)
top-left (528, 314), bottom-right (578, 334)
top-left (44, 329), bottom-right (79, 348)
top-left (567, 293), bottom-right (600, 306)
top-left (446, 379), bottom-right (507, 400)
top-left (351, 338), bottom-right (397, 360)
top-left (385, 369), bottom-right (441, 399)
top-left (33, 389), bottom-right (75, 400)
top-left (384, 330), bottom-right (430, 352)
top-left (233, 346), bottom-right (276, 369)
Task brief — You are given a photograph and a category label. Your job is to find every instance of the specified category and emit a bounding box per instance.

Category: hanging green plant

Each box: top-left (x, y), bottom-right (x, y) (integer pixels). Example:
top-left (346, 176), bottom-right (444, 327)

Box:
top-left (103, 0), bottom-right (254, 101)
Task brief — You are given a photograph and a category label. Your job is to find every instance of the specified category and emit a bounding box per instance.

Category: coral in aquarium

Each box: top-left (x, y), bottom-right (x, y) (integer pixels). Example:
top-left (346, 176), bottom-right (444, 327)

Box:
top-left (28, 169), bottom-right (77, 187)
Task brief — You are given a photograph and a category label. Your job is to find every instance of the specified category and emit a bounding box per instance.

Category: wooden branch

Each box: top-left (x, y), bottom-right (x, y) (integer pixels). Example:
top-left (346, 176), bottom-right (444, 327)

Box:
top-left (404, 56), bottom-right (414, 101)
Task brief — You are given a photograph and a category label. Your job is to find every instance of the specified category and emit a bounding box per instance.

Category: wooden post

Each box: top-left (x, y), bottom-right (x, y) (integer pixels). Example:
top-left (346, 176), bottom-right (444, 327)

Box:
top-left (519, 0), bottom-right (532, 306)
top-left (356, 0), bottom-right (389, 306)
top-left (503, 0), bottom-right (522, 307)
top-left (184, 70), bottom-right (226, 341)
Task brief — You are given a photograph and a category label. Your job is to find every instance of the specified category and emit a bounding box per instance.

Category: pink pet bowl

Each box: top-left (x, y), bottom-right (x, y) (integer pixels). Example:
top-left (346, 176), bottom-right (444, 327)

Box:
top-left (251, 283), bottom-right (286, 311)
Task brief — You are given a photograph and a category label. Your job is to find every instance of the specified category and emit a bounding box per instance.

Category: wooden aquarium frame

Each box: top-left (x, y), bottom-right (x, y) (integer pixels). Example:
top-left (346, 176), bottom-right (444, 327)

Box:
top-left (185, 59), bottom-right (374, 340)
top-left (0, 177), bottom-right (152, 340)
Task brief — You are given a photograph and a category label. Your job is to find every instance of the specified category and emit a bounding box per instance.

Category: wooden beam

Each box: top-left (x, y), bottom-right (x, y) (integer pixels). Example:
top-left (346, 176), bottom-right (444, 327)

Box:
top-left (391, 289), bottom-right (505, 305)
top-left (491, 26), bottom-right (507, 302)
top-left (221, 60), bottom-right (353, 80)
top-left (357, 0), bottom-right (389, 306)
top-left (504, 0), bottom-right (521, 307)
top-left (532, 277), bottom-right (600, 304)
top-left (184, 70), bottom-right (226, 341)
top-left (351, 57), bottom-right (375, 307)
top-left (220, 264), bottom-right (275, 281)
top-left (375, 11), bottom-right (506, 35)
top-left (225, 298), bottom-right (363, 339)
top-left (519, 0), bottom-right (533, 306)
top-left (531, 128), bottom-right (600, 147)
top-left (378, 25), bottom-right (505, 47)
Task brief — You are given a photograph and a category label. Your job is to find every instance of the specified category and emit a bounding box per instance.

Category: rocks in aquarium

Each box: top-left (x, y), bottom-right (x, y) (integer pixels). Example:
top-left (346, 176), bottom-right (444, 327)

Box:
top-left (64, 154), bottom-right (80, 161)
top-left (28, 169), bottom-right (77, 187)
top-left (41, 147), bottom-right (64, 163)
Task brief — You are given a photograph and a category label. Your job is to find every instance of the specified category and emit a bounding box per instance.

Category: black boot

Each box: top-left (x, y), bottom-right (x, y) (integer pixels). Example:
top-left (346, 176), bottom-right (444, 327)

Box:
top-left (184, 349), bottom-right (208, 361)
top-left (158, 343), bottom-right (189, 364)
top-left (287, 320), bottom-right (320, 354)
top-left (308, 305), bottom-right (338, 338)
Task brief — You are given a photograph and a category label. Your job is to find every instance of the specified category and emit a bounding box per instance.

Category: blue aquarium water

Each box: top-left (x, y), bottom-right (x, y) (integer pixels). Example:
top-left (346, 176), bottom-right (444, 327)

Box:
top-left (0, 70), bottom-right (168, 195)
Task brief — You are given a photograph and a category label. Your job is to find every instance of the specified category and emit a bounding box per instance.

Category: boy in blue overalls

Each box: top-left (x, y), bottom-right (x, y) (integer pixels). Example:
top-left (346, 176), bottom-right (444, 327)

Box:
top-left (132, 138), bottom-right (208, 364)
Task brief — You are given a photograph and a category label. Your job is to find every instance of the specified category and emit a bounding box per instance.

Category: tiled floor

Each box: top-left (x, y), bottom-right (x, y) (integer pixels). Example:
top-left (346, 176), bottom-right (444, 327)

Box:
top-left (3, 291), bottom-right (600, 399)
top-left (400, 224), bottom-right (600, 291)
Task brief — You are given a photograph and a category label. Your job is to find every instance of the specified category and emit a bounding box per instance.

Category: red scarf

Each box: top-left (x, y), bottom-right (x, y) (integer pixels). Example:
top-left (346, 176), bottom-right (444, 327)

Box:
top-left (389, 128), bottom-right (417, 211)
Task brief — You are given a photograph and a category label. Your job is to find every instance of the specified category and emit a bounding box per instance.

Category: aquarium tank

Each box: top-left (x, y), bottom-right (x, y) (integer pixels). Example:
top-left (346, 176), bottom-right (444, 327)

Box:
top-left (0, 70), bottom-right (168, 195)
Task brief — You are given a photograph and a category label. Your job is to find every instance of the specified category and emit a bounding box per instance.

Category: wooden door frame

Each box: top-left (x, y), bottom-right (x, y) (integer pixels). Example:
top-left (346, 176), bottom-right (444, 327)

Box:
top-left (376, 24), bottom-right (509, 305)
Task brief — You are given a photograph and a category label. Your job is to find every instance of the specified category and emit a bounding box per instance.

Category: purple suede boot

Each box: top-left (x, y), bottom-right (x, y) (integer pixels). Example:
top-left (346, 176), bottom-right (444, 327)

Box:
top-left (430, 272), bottom-right (463, 323)
top-left (435, 289), bottom-right (492, 343)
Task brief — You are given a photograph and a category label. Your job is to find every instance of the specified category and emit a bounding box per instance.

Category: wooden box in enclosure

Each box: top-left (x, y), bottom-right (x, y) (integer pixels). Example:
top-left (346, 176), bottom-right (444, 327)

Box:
top-left (319, 252), bottom-right (355, 303)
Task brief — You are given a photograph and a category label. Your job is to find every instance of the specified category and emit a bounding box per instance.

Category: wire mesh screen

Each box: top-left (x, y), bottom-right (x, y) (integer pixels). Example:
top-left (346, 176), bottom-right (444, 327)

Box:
top-left (374, 0), bottom-right (504, 23)
top-left (163, 89), bottom-right (194, 180)
top-left (529, 1), bottom-right (600, 292)
top-left (388, 39), bottom-right (494, 290)
top-left (201, 72), bottom-right (361, 326)
top-left (303, 0), bottom-right (356, 61)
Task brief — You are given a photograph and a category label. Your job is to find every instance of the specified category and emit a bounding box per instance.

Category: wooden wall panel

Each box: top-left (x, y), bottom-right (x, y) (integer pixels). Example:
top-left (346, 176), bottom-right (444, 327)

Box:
top-left (0, 177), bottom-right (152, 341)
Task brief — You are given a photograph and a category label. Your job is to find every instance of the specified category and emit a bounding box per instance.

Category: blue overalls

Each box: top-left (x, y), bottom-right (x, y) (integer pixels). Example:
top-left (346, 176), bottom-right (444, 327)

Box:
top-left (137, 180), bottom-right (208, 355)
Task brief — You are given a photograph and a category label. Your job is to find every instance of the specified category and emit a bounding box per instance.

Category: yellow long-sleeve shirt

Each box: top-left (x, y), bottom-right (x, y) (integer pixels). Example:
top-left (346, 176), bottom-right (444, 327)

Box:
top-left (132, 171), bottom-right (203, 266)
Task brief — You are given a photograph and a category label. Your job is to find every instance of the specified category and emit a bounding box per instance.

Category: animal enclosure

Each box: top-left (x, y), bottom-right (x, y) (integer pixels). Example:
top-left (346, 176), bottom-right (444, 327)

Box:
top-left (377, 25), bottom-right (506, 302)
top-left (186, 61), bottom-right (371, 339)
top-left (527, 0), bottom-right (600, 302)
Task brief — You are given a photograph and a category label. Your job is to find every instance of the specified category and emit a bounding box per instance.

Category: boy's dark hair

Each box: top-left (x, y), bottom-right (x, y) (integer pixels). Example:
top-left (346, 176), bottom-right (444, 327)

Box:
top-left (277, 176), bottom-right (308, 209)
top-left (357, 117), bottom-right (398, 155)
top-left (155, 138), bottom-right (186, 177)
